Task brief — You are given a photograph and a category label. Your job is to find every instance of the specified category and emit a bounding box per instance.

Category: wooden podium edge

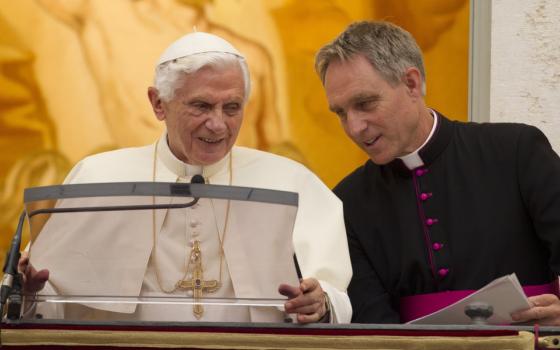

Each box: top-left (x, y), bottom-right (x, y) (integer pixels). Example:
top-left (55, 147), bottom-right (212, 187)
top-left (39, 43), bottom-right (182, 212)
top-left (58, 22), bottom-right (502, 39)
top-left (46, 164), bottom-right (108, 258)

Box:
top-left (0, 328), bottom-right (535, 349)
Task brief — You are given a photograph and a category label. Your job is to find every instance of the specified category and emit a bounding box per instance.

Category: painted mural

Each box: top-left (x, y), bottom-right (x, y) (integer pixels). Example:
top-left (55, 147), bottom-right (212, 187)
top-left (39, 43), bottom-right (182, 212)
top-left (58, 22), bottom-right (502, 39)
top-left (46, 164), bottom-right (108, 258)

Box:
top-left (0, 0), bottom-right (468, 258)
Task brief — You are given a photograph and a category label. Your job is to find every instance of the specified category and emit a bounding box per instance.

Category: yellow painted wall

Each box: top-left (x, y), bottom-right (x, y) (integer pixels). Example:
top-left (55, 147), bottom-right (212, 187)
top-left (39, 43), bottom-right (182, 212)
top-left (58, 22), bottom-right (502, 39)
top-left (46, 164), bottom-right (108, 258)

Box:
top-left (0, 0), bottom-right (469, 259)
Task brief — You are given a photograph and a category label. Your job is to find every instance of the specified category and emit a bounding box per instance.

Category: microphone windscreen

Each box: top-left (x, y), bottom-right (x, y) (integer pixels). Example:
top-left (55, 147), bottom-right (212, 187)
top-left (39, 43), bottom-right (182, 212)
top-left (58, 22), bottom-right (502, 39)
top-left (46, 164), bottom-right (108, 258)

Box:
top-left (191, 174), bottom-right (205, 184)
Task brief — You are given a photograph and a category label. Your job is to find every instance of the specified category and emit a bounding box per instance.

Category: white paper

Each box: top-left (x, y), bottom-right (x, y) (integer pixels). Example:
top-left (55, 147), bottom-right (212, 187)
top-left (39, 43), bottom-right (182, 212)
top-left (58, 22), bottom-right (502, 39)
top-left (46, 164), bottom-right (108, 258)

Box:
top-left (407, 274), bottom-right (531, 325)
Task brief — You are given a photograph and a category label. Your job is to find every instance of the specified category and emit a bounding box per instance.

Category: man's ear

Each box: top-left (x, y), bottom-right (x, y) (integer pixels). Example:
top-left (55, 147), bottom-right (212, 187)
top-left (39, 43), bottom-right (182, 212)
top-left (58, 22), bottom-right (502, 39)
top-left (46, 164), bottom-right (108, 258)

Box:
top-left (402, 67), bottom-right (423, 98)
top-left (148, 87), bottom-right (166, 121)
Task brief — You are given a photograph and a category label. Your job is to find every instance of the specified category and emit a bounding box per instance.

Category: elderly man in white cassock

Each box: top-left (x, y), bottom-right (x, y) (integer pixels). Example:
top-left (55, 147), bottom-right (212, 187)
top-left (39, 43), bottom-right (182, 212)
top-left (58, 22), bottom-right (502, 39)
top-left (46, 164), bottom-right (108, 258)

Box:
top-left (19, 32), bottom-right (352, 323)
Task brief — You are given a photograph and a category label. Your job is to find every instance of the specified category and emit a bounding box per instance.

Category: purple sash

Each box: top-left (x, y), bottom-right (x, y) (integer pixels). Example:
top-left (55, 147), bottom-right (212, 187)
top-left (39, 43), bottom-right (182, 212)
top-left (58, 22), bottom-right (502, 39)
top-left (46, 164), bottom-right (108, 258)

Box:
top-left (399, 281), bottom-right (558, 323)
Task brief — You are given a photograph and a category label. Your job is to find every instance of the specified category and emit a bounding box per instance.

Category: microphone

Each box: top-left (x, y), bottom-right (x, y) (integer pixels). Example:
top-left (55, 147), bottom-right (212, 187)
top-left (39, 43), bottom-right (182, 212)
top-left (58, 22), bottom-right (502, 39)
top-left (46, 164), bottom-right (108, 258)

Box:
top-left (191, 174), bottom-right (205, 184)
top-left (1, 212), bottom-right (25, 305)
top-left (186, 174), bottom-right (206, 209)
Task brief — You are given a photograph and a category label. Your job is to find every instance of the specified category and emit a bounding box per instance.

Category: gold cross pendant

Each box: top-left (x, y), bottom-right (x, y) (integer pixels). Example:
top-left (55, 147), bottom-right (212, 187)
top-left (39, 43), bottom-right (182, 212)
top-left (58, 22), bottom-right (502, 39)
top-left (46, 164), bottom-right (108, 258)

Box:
top-left (176, 240), bottom-right (220, 319)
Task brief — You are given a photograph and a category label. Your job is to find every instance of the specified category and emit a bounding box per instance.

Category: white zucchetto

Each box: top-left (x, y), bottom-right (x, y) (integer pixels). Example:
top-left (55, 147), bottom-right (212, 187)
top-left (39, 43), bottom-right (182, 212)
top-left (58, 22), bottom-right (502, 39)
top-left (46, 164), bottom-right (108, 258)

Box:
top-left (156, 32), bottom-right (244, 66)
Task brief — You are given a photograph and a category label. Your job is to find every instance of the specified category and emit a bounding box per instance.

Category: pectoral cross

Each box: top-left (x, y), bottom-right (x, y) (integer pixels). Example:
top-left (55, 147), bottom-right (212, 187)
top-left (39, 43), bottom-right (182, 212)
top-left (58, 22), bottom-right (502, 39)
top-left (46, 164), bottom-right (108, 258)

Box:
top-left (176, 240), bottom-right (220, 319)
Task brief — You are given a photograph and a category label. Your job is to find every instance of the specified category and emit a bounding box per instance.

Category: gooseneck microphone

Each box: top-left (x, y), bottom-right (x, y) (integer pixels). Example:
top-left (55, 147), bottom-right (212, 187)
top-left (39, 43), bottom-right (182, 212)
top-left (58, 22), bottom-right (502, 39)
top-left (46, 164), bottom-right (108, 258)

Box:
top-left (188, 174), bottom-right (206, 208)
top-left (191, 174), bottom-right (205, 184)
top-left (29, 179), bottom-right (208, 219)
top-left (1, 212), bottom-right (25, 307)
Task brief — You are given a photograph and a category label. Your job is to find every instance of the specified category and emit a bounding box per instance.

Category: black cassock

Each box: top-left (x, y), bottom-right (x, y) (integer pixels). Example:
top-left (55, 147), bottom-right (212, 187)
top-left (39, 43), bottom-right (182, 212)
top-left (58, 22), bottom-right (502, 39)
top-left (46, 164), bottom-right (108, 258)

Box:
top-left (335, 112), bottom-right (560, 323)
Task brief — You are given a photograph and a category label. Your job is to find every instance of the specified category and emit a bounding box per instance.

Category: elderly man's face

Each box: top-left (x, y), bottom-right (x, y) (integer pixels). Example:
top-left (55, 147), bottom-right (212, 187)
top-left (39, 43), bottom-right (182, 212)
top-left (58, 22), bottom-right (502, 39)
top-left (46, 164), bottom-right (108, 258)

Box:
top-left (150, 63), bottom-right (245, 165)
top-left (324, 54), bottom-right (424, 165)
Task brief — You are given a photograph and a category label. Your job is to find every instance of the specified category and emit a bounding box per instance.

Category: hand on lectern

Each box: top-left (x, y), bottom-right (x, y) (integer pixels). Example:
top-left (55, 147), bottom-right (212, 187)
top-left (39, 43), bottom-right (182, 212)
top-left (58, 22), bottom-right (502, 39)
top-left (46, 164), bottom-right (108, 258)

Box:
top-left (511, 293), bottom-right (560, 325)
top-left (279, 278), bottom-right (330, 323)
top-left (18, 251), bottom-right (49, 294)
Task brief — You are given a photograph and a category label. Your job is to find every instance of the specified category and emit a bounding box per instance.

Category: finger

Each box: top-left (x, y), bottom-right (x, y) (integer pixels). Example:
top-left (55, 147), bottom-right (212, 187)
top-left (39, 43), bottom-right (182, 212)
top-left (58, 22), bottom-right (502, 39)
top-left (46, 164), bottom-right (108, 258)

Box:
top-left (33, 269), bottom-right (49, 283)
top-left (297, 312), bottom-right (322, 324)
top-left (512, 305), bottom-right (560, 322)
top-left (288, 302), bottom-right (323, 315)
top-left (24, 269), bottom-right (49, 294)
top-left (512, 294), bottom-right (560, 322)
top-left (528, 294), bottom-right (559, 307)
top-left (285, 292), bottom-right (323, 312)
top-left (278, 283), bottom-right (301, 299)
top-left (17, 256), bottom-right (29, 273)
top-left (299, 278), bottom-right (319, 293)
top-left (24, 263), bottom-right (40, 284)
top-left (299, 279), bottom-right (324, 302)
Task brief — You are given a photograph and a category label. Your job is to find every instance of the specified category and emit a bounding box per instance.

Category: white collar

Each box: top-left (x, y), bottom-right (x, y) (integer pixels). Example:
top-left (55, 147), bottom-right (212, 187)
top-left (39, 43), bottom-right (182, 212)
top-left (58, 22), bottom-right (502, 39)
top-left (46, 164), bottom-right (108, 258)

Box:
top-left (157, 132), bottom-right (230, 180)
top-left (398, 110), bottom-right (438, 170)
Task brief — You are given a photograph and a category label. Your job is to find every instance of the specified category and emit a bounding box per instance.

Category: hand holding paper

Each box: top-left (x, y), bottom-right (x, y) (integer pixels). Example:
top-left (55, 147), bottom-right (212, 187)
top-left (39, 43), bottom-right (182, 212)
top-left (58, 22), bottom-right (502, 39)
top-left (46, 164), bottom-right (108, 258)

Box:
top-left (408, 274), bottom-right (532, 325)
top-left (511, 293), bottom-right (560, 326)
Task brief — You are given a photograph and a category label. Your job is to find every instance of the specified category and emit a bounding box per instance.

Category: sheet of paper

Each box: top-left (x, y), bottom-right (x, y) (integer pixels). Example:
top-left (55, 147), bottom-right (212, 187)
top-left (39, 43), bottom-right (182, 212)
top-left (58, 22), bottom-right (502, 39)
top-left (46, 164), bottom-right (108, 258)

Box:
top-left (408, 274), bottom-right (532, 325)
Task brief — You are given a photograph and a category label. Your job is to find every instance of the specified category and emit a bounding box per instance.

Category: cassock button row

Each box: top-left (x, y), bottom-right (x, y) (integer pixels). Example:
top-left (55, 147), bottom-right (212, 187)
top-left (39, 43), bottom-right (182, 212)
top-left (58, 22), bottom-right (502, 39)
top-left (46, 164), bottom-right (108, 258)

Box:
top-left (438, 268), bottom-right (449, 278)
top-left (415, 168), bottom-right (429, 177)
top-left (426, 218), bottom-right (439, 226)
top-left (190, 219), bottom-right (201, 228)
top-left (420, 192), bottom-right (433, 201)
top-left (432, 242), bottom-right (443, 251)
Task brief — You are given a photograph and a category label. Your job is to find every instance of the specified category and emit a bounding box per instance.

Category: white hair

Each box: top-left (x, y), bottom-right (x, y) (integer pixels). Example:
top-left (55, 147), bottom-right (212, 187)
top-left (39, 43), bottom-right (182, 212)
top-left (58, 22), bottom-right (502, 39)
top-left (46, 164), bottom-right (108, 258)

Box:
top-left (153, 52), bottom-right (251, 102)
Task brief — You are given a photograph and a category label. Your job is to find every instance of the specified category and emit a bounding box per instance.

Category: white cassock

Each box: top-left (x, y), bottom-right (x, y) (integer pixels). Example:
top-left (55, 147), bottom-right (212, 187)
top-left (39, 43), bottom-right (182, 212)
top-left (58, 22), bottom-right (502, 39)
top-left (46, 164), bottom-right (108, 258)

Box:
top-left (29, 134), bottom-right (352, 323)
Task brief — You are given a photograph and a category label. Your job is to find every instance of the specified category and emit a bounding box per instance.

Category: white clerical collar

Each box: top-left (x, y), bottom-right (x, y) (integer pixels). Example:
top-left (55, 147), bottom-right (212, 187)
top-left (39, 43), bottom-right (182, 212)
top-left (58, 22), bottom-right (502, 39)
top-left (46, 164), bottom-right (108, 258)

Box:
top-left (398, 110), bottom-right (438, 170)
top-left (157, 132), bottom-right (229, 179)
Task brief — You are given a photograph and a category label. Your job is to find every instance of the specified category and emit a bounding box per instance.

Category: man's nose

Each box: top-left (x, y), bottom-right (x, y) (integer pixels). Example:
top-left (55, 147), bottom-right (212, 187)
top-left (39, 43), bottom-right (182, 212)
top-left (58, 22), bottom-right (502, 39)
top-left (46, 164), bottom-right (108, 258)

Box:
top-left (346, 112), bottom-right (367, 136)
top-left (205, 109), bottom-right (227, 132)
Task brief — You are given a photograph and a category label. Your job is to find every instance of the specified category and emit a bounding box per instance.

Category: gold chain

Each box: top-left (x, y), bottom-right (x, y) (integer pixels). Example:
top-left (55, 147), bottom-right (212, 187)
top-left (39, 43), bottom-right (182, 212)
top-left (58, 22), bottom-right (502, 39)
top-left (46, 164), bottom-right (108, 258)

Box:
top-left (208, 170), bottom-right (232, 283)
top-left (151, 141), bottom-right (232, 293)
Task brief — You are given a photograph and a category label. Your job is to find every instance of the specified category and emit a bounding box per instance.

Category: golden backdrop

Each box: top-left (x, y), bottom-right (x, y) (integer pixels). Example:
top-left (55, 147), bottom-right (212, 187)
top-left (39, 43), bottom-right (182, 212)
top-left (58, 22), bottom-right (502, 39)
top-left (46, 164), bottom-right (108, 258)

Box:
top-left (0, 0), bottom-right (469, 259)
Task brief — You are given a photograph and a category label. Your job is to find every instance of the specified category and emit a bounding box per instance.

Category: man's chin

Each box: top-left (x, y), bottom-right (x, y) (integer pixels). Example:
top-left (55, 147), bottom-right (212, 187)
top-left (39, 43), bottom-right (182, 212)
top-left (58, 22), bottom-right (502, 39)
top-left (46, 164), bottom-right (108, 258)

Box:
top-left (193, 151), bottom-right (229, 166)
top-left (368, 153), bottom-right (394, 166)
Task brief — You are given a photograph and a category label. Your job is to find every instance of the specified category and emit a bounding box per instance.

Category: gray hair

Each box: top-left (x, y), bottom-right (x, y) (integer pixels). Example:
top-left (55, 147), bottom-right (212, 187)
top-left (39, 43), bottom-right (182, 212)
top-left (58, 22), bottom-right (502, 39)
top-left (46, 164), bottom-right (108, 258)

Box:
top-left (315, 21), bottom-right (426, 95)
top-left (154, 52), bottom-right (251, 102)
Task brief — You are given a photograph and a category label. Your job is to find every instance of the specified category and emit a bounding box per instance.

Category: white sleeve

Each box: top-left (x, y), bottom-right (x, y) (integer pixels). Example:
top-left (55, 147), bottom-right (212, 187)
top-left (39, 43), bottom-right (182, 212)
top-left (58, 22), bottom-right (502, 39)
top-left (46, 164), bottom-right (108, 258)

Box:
top-left (291, 169), bottom-right (353, 324)
top-left (320, 279), bottom-right (352, 324)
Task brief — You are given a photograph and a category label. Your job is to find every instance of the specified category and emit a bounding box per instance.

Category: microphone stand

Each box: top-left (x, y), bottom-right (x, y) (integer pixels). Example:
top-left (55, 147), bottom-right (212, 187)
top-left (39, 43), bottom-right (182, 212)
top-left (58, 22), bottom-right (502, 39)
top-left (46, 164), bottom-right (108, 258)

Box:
top-left (1, 212), bottom-right (26, 320)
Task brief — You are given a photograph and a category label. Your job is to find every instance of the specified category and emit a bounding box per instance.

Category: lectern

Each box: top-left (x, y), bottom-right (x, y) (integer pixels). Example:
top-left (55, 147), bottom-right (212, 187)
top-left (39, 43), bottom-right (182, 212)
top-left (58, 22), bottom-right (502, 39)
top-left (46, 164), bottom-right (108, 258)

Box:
top-left (15, 182), bottom-right (300, 322)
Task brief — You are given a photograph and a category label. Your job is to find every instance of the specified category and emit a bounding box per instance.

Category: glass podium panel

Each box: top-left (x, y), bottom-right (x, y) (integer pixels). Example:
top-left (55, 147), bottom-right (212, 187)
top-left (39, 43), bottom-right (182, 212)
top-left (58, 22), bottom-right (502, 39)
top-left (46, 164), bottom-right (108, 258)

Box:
top-left (23, 182), bottom-right (299, 322)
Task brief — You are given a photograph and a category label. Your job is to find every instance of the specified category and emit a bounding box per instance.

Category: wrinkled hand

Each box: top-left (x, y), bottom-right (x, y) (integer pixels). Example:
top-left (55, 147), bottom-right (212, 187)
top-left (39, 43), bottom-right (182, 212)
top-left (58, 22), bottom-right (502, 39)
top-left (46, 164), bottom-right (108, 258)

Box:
top-left (278, 278), bottom-right (328, 324)
top-left (511, 294), bottom-right (560, 325)
top-left (17, 251), bottom-right (49, 294)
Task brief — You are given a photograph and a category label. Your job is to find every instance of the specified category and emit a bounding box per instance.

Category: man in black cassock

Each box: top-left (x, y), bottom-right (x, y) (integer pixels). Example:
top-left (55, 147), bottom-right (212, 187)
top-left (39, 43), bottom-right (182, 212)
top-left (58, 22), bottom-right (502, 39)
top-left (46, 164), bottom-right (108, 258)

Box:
top-left (314, 20), bottom-right (560, 325)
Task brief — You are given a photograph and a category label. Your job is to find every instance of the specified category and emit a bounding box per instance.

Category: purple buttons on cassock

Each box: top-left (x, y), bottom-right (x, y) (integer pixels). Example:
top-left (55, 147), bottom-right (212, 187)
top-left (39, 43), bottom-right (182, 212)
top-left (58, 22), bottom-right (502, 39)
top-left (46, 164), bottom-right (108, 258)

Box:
top-left (432, 242), bottom-right (443, 251)
top-left (415, 168), bottom-right (428, 177)
top-left (420, 192), bottom-right (432, 201)
top-left (438, 268), bottom-right (449, 277)
top-left (426, 218), bottom-right (439, 226)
